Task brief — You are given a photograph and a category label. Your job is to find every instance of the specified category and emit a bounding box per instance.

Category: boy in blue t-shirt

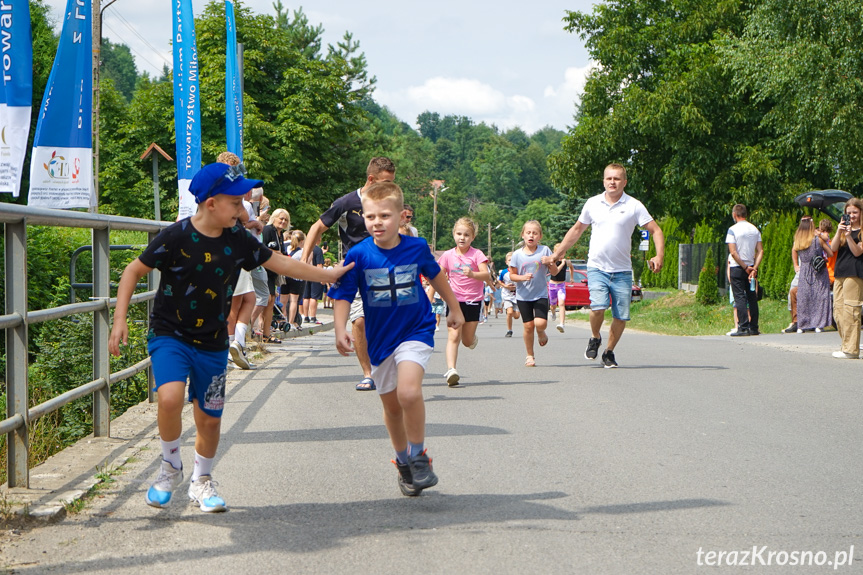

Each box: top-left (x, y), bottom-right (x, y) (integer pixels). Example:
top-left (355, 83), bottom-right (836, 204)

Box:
top-left (109, 163), bottom-right (353, 512)
top-left (329, 181), bottom-right (463, 495)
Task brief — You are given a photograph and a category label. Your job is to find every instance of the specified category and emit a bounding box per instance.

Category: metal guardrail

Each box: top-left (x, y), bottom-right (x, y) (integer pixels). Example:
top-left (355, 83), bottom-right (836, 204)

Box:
top-left (0, 203), bottom-right (170, 488)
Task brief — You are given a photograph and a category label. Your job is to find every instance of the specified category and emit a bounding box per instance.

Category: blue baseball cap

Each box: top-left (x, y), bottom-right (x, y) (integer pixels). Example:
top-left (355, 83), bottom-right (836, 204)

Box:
top-left (190, 162), bottom-right (264, 204)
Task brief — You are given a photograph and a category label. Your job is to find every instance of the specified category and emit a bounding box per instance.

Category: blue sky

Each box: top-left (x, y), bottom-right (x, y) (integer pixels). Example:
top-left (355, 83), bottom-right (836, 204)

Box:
top-left (43, 0), bottom-right (598, 133)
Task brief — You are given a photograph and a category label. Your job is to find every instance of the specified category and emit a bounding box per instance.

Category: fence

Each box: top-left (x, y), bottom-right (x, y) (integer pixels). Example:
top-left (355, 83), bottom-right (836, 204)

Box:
top-left (678, 242), bottom-right (729, 292)
top-left (0, 203), bottom-right (169, 488)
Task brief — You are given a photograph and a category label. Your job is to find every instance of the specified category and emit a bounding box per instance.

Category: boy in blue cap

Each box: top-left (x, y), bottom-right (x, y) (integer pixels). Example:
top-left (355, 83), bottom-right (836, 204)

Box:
top-left (109, 162), bottom-right (352, 512)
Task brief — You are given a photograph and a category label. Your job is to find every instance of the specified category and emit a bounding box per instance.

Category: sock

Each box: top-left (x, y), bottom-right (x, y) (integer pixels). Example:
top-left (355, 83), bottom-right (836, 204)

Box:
top-left (191, 451), bottom-right (214, 482)
top-left (395, 449), bottom-right (409, 465)
top-left (408, 442), bottom-right (424, 459)
top-left (228, 334), bottom-right (235, 344)
top-left (235, 322), bottom-right (249, 348)
top-left (161, 438), bottom-right (182, 470)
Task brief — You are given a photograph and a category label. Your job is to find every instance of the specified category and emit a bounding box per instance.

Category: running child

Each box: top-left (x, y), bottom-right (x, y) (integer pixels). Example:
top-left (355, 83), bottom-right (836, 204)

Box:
top-left (329, 181), bottom-right (463, 496)
top-left (108, 163), bottom-right (352, 512)
top-left (437, 217), bottom-right (493, 386)
top-left (548, 244), bottom-right (574, 333)
top-left (509, 221), bottom-right (559, 367)
top-left (499, 252), bottom-right (520, 337)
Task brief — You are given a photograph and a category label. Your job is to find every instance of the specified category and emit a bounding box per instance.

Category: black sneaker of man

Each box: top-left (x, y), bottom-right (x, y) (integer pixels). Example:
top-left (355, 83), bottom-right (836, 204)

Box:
top-left (407, 450), bottom-right (438, 491)
top-left (729, 329), bottom-right (751, 337)
top-left (601, 349), bottom-right (618, 368)
top-left (585, 337), bottom-right (602, 360)
top-left (392, 460), bottom-right (420, 497)
top-left (783, 322), bottom-right (798, 334)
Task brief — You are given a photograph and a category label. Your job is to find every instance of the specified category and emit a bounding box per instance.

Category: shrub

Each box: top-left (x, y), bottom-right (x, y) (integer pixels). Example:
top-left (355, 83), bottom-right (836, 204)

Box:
top-left (696, 247), bottom-right (720, 305)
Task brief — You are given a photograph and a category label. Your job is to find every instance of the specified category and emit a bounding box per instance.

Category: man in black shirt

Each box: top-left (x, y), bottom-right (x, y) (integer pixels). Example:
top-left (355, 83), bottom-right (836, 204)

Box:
top-left (304, 157), bottom-right (396, 390)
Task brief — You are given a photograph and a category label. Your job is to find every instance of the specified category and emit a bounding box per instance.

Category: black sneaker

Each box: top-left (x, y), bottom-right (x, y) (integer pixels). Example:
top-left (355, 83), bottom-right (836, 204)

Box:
top-left (407, 450), bottom-right (438, 491)
top-left (505, 330), bottom-right (513, 337)
top-left (601, 349), bottom-right (618, 368)
top-left (392, 460), bottom-right (420, 497)
top-left (729, 329), bottom-right (750, 337)
top-left (783, 322), bottom-right (798, 334)
top-left (585, 337), bottom-right (602, 360)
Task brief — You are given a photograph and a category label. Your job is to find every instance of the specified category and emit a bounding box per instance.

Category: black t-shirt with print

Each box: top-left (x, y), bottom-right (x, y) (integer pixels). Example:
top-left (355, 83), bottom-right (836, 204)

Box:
top-left (139, 218), bottom-right (273, 351)
top-left (319, 189), bottom-right (368, 254)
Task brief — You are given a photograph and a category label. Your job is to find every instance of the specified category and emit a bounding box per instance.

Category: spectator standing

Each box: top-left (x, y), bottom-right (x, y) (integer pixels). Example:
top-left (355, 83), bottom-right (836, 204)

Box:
top-left (829, 198), bottom-right (863, 359)
top-left (726, 204), bottom-right (763, 337)
top-left (792, 216), bottom-right (833, 333)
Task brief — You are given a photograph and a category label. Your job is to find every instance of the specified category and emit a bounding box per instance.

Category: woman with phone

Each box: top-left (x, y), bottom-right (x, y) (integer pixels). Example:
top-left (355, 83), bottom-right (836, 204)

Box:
top-left (829, 199), bottom-right (863, 358)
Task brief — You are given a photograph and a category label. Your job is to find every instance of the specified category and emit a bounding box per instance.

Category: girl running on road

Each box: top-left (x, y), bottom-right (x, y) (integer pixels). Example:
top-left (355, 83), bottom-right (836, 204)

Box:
top-left (437, 217), bottom-right (492, 386)
top-left (509, 221), bottom-right (559, 367)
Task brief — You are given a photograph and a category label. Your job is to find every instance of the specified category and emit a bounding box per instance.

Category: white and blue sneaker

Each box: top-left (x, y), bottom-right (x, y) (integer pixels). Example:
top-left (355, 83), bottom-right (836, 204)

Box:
top-left (188, 475), bottom-right (227, 513)
top-left (145, 460), bottom-right (184, 508)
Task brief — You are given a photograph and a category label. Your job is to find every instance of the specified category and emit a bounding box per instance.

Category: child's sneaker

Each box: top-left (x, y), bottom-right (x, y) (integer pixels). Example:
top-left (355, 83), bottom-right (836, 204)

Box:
top-left (188, 475), bottom-right (227, 513)
top-left (505, 330), bottom-right (513, 337)
top-left (145, 460), bottom-right (184, 508)
top-left (392, 460), bottom-right (420, 496)
top-left (407, 450), bottom-right (438, 491)
top-left (444, 368), bottom-right (460, 387)
top-left (468, 335), bottom-right (479, 350)
top-left (229, 341), bottom-right (252, 370)
top-left (556, 324), bottom-right (565, 333)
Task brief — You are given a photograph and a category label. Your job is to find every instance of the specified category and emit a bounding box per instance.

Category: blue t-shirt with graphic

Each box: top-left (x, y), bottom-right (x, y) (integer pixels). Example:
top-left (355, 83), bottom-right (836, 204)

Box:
top-left (510, 244), bottom-right (553, 301)
top-left (328, 235), bottom-right (441, 365)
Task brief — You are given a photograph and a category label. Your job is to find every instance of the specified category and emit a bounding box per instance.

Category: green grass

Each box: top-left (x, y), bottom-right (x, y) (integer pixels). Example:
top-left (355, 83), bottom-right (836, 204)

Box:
top-left (568, 290), bottom-right (791, 336)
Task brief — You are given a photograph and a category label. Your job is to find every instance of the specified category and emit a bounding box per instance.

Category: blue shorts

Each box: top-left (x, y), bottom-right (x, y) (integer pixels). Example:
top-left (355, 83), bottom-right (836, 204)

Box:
top-left (586, 267), bottom-right (632, 321)
top-left (148, 336), bottom-right (228, 418)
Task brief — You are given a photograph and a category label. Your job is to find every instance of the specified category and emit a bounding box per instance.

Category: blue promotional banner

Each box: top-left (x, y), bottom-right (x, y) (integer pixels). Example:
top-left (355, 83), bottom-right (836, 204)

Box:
top-left (28, 0), bottom-right (94, 209)
top-left (225, 0), bottom-right (243, 159)
top-left (0, 0), bottom-right (33, 198)
top-left (173, 0), bottom-right (202, 220)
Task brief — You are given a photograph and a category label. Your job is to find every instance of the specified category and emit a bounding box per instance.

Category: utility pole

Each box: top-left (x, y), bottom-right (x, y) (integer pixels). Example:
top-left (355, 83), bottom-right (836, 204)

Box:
top-left (431, 184), bottom-right (448, 252)
top-left (92, 0), bottom-right (119, 213)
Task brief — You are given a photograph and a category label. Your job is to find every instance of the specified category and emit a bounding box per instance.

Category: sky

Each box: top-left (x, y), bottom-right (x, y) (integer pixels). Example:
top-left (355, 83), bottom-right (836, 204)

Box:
top-left (42, 0), bottom-right (598, 134)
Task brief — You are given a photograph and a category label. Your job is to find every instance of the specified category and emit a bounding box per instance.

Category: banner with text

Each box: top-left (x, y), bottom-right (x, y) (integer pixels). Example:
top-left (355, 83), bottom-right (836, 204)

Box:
top-left (225, 0), bottom-right (243, 159)
top-left (0, 0), bottom-right (33, 197)
top-left (173, 0), bottom-right (201, 220)
top-left (28, 0), bottom-right (94, 209)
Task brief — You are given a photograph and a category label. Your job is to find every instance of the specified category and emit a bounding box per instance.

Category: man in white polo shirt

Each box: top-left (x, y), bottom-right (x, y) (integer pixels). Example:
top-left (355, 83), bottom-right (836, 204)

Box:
top-left (725, 203), bottom-right (763, 336)
top-left (544, 163), bottom-right (664, 368)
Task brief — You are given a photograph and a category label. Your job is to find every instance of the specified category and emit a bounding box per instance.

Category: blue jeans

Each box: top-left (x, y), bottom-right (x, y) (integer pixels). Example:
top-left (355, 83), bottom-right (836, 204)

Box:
top-left (586, 267), bottom-right (632, 321)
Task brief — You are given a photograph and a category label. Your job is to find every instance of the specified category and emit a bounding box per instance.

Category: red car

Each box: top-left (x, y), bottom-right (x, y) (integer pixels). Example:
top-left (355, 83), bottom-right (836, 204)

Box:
top-left (564, 269), bottom-right (590, 310)
top-left (564, 269), bottom-right (643, 310)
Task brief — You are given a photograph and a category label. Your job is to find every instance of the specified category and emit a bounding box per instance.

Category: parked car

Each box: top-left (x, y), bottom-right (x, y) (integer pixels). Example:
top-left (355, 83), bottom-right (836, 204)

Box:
top-left (564, 269), bottom-right (590, 310)
top-left (564, 268), bottom-right (643, 309)
top-left (794, 189), bottom-right (852, 222)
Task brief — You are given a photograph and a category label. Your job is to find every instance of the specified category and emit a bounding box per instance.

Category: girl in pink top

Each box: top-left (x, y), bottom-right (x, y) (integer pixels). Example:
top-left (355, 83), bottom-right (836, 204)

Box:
top-left (436, 217), bottom-right (492, 387)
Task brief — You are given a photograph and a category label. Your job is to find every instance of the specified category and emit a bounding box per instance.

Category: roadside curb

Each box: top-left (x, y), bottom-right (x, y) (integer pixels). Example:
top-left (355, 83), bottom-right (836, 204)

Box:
top-left (0, 314), bottom-right (335, 524)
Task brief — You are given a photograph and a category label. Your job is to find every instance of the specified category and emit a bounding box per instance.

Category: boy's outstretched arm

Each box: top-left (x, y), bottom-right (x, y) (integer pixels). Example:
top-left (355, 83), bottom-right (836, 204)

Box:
top-left (428, 271), bottom-right (464, 330)
top-left (332, 298), bottom-right (354, 356)
top-left (263, 252), bottom-right (353, 284)
top-left (109, 258), bottom-right (153, 356)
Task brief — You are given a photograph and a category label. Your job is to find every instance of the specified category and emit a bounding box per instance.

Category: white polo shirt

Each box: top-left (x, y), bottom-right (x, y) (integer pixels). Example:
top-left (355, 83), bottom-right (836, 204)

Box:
top-left (579, 192), bottom-right (654, 273)
top-left (725, 220), bottom-right (761, 267)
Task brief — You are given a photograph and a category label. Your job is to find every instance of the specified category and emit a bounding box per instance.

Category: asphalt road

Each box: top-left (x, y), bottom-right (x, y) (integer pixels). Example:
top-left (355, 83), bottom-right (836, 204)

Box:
top-left (2, 313), bottom-right (862, 574)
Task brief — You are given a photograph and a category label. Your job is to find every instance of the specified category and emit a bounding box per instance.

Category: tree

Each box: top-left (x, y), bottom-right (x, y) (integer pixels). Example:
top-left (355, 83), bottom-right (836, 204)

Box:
top-left (100, 39), bottom-right (138, 102)
top-left (722, 0), bottom-right (863, 193)
top-left (550, 0), bottom-right (800, 228)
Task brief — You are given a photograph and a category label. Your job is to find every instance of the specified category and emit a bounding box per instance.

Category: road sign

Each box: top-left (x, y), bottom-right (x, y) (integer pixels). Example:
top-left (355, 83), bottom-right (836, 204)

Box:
top-left (640, 230), bottom-right (650, 240)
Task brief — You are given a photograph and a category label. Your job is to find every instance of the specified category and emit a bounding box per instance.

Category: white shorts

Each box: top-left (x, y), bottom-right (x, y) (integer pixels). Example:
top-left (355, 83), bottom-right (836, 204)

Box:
top-left (503, 299), bottom-right (517, 310)
top-left (349, 292), bottom-right (365, 323)
top-left (235, 269), bottom-right (254, 296)
top-left (371, 340), bottom-right (433, 395)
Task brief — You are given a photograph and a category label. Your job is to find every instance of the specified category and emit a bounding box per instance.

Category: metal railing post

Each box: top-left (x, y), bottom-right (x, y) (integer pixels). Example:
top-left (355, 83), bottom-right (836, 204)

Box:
top-left (5, 220), bottom-right (29, 487)
top-left (92, 227), bottom-right (110, 436)
top-left (147, 230), bottom-right (159, 403)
